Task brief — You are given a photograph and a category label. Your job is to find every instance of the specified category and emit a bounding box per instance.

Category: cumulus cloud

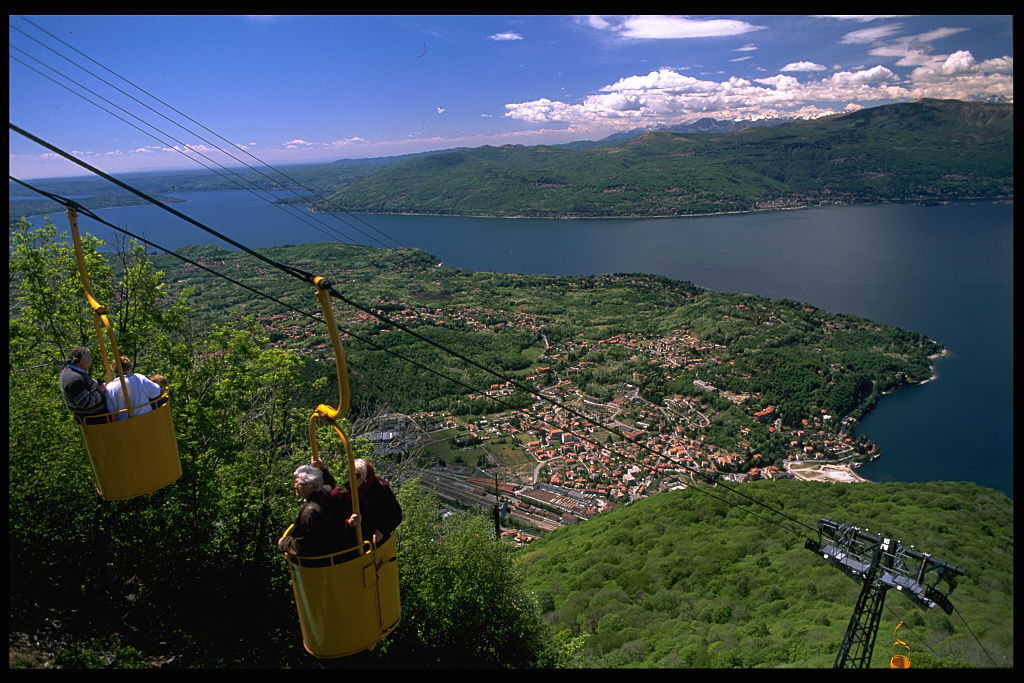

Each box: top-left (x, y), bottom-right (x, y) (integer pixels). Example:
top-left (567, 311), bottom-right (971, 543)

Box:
top-left (489, 32), bottom-right (523, 41)
top-left (909, 49), bottom-right (1015, 99)
top-left (781, 61), bottom-right (827, 72)
top-left (828, 65), bottom-right (897, 85)
top-left (504, 63), bottom-right (932, 131)
top-left (584, 15), bottom-right (612, 30)
top-left (586, 15), bottom-right (764, 40)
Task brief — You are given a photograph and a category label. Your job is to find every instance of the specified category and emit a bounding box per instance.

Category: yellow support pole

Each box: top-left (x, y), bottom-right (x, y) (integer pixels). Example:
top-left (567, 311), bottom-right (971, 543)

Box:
top-left (308, 275), bottom-right (361, 547)
top-left (313, 276), bottom-right (350, 421)
top-left (67, 207), bottom-right (133, 416)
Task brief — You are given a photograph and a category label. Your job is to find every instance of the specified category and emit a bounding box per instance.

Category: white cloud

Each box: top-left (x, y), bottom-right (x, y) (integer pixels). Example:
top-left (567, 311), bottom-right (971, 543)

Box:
top-left (489, 32), bottom-right (523, 41)
top-left (868, 26), bottom-right (971, 67)
top-left (781, 61), bottom-right (827, 72)
top-left (913, 27), bottom-right (969, 43)
top-left (755, 75), bottom-right (801, 90)
top-left (730, 56), bottom-right (752, 62)
top-left (436, 107), bottom-right (446, 114)
top-left (914, 51), bottom-right (1011, 79)
top-left (587, 15), bottom-right (764, 40)
top-left (503, 63), bottom-right (942, 132)
top-left (829, 65), bottom-right (897, 85)
top-left (844, 102), bottom-right (865, 112)
top-left (735, 44), bottom-right (758, 52)
top-left (841, 23), bottom-right (903, 44)
top-left (817, 15), bottom-right (910, 22)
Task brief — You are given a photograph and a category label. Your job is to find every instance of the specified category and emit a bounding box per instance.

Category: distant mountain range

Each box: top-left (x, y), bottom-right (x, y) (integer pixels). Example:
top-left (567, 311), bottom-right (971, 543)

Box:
top-left (9, 98), bottom-right (1012, 223)
top-left (317, 98), bottom-right (1012, 218)
top-left (595, 115), bottom-right (795, 143)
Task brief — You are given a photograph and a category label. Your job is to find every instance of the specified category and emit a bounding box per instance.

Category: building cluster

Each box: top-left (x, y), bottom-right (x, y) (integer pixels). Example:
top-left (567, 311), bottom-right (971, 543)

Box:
top-left (246, 292), bottom-right (879, 534)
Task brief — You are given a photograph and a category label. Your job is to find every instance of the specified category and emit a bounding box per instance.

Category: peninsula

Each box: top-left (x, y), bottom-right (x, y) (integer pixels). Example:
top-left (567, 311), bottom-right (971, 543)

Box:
top-left (155, 240), bottom-right (942, 531)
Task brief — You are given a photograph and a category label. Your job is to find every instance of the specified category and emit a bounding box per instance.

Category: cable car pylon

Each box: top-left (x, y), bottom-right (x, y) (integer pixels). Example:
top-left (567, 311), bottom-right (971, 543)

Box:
top-left (806, 518), bottom-right (964, 668)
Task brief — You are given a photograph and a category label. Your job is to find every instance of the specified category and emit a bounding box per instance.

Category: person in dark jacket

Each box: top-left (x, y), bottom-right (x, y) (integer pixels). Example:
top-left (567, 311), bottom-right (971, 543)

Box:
top-left (278, 463), bottom-right (357, 557)
top-left (330, 459), bottom-right (403, 546)
top-left (60, 346), bottom-right (108, 422)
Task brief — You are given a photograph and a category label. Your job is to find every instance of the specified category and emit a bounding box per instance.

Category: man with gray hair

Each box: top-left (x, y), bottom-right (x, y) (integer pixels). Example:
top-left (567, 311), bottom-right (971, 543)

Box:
top-left (278, 460), bottom-right (358, 558)
top-left (60, 346), bottom-right (108, 423)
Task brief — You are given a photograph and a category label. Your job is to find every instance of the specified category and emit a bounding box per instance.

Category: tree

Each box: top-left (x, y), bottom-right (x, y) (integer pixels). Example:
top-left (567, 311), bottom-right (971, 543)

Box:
top-left (380, 478), bottom-right (556, 667)
top-left (9, 216), bottom-right (113, 365)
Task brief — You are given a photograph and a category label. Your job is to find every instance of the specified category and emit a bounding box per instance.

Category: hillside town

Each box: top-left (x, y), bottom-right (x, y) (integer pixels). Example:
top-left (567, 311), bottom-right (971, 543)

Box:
top-left (302, 301), bottom-right (881, 538)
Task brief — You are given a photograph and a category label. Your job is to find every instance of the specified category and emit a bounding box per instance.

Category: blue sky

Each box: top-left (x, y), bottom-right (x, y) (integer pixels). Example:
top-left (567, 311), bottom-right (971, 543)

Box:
top-left (9, 14), bottom-right (1014, 179)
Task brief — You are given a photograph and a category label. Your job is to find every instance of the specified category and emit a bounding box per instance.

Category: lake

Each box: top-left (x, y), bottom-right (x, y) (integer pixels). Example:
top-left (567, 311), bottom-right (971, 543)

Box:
top-left (21, 192), bottom-right (1014, 497)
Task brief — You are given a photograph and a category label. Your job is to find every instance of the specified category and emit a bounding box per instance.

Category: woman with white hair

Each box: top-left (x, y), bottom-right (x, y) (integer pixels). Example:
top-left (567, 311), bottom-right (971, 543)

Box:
top-left (278, 462), bottom-right (357, 557)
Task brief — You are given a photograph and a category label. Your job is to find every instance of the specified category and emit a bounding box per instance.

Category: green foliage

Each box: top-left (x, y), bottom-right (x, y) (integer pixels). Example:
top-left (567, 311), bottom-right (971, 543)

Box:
top-left (9, 216), bottom-right (114, 362)
top-left (517, 481), bottom-right (1014, 668)
top-left (9, 230), bottom-right (564, 668)
top-left (318, 99), bottom-right (1011, 217)
top-left (379, 479), bottom-right (556, 667)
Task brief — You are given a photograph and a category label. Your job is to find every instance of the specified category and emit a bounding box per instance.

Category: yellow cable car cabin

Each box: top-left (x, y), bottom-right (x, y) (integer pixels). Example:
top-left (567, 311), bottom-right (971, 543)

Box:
top-left (281, 523), bottom-right (401, 658)
top-left (76, 396), bottom-right (181, 500)
top-left (67, 207), bottom-right (182, 500)
top-left (279, 276), bottom-right (401, 658)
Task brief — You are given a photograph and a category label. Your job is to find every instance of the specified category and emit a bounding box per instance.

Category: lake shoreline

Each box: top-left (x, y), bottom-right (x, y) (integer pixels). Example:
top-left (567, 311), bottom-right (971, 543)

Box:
top-left (301, 195), bottom-right (1012, 221)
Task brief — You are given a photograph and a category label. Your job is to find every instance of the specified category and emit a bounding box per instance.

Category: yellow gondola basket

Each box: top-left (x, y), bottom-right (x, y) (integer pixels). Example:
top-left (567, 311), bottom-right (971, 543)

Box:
top-left (282, 527), bottom-right (401, 658)
top-left (889, 621), bottom-right (911, 669)
top-left (77, 396), bottom-right (181, 500)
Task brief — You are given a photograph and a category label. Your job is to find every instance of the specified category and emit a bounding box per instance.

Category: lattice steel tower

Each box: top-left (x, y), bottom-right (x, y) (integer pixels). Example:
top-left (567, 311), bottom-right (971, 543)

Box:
top-left (806, 518), bottom-right (965, 668)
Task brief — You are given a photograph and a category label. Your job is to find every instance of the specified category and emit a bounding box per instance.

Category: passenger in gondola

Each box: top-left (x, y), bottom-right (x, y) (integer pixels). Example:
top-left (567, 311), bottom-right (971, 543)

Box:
top-left (278, 463), bottom-right (358, 557)
top-left (60, 346), bottom-right (108, 424)
top-left (103, 356), bottom-right (164, 421)
top-left (149, 374), bottom-right (169, 408)
top-left (330, 459), bottom-right (403, 546)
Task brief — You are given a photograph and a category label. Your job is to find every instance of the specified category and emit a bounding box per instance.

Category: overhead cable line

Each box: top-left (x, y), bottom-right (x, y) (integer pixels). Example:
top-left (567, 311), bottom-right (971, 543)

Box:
top-left (11, 15), bottom-right (409, 254)
top-left (14, 178), bottom-right (805, 541)
top-left (9, 48), bottom-right (384, 251)
top-left (10, 123), bottom-right (818, 539)
top-left (19, 181), bottom-right (999, 666)
top-left (951, 605), bottom-right (1000, 667)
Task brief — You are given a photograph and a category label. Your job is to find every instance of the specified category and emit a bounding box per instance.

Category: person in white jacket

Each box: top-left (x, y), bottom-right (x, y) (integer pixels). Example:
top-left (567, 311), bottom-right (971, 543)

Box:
top-left (104, 356), bottom-right (164, 421)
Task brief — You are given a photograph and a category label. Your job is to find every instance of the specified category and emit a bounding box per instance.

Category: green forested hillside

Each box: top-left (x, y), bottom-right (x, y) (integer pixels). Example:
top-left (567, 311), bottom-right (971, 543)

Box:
top-left (517, 480), bottom-right (1013, 668)
top-left (8, 219), bottom-right (1010, 669)
top-left (322, 99), bottom-right (1012, 217)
